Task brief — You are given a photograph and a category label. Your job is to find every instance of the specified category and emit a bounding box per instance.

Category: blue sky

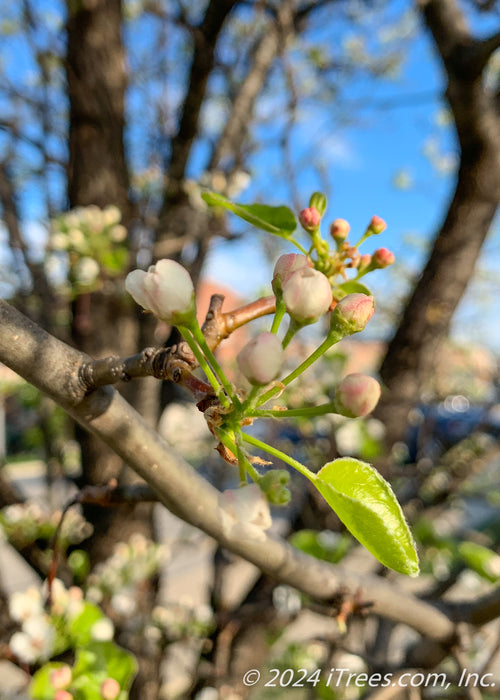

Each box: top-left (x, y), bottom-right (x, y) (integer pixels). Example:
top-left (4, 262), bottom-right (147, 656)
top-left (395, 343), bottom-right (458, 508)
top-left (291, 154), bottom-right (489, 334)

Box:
top-left (0, 0), bottom-right (499, 350)
top-left (204, 5), bottom-right (500, 351)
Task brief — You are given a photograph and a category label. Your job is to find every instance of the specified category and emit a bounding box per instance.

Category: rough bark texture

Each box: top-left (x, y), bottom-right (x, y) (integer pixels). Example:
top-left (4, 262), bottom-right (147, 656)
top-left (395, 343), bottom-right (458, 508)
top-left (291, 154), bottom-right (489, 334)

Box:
top-left (66, 0), bottom-right (131, 217)
top-left (65, 3), bottom-right (159, 697)
top-left (377, 0), bottom-right (500, 446)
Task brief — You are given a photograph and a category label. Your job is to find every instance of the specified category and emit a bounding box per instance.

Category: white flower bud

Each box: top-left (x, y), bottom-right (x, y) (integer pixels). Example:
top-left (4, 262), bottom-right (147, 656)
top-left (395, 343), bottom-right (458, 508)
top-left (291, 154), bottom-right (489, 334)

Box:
top-left (282, 268), bottom-right (333, 324)
top-left (125, 259), bottom-right (196, 326)
top-left (218, 484), bottom-right (272, 542)
top-left (237, 332), bottom-right (284, 385)
top-left (272, 253), bottom-right (311, 296)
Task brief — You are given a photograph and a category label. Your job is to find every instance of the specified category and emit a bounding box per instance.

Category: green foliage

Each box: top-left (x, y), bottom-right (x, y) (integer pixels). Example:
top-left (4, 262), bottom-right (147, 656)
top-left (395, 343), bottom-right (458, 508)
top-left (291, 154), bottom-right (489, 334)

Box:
top-left (202, 192), bottom-right (297, 238)
top-left (289, 529), bottom-right (351, 564)
top-left (313, 458), bottom-right (419, 576)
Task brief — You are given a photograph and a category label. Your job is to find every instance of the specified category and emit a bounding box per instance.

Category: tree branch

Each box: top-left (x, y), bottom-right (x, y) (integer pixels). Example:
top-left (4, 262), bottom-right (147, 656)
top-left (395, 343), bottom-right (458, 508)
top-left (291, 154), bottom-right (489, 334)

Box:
top-left (0, 298), bottom-right (458, 643)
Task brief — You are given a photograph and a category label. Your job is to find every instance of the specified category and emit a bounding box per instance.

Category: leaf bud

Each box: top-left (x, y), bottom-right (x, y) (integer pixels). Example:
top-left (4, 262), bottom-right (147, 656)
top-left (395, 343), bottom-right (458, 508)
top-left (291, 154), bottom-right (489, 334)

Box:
top-left (125, 258), bottom-right (196, 326)
top-left (237, 332), bottom-right (284, 385)
top-left (334, 373), bottom-right (381, 417)
top-left (308, 191), bottom-right (327, 216)
top-left (282, 268), bottom-right (333, 325)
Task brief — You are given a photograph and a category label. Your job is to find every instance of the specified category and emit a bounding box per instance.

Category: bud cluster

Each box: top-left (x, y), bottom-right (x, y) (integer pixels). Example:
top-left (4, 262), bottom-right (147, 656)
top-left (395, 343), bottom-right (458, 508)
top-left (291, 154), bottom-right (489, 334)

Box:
top-left (47, 205), bottom-right (129, 294)
top-left (122, 189), bottom-right (394, 529)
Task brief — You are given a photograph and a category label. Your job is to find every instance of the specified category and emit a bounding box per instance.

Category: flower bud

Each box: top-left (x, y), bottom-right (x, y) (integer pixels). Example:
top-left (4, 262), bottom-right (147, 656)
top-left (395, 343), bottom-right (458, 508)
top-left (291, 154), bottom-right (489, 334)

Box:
top-left (368, 215), bottom-right (387, 234)
top-left (299, 206), bottom-right (321, 231)
top-left (330, 218), bottom-right (350, 242)
top-left (334, 373), bottom-right (381, 417)
top-left (237, 332), bottom-right (284, 385)
top-left (329, 293), bottom-right (375, 336)
top-left (100, 678), bottom-right (121, 700)
top-left (372, 247), bottom-right (395, 268)
top-left (259, 469), bottom-right (291, 505)
top-left (125, 259), bottom-right (196, 326)
top-left (282, 268), bottom-right (333, 325)
top-left (308, 192), bottom-right (327, 216)
top-left (358, 253), bottom-right (372, 273)
top-left (272, 254), bottom-right (311, 296)
top-left (54, 692), bottom-right (73, 700)
top-left (50, 666), bottom-right (72, 690)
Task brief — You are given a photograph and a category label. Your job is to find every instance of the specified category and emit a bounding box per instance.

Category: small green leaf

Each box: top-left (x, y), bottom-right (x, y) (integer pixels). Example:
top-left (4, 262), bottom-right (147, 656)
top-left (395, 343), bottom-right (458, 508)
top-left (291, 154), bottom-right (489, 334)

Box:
top-left (202, 191), bottom-right (297, 237)
top-left (67, 602), bottom-right (105, 645)
top-left (458, 541), bottom-right (500, 583)
top-left (335, 280), bottom-right (372, 298)
top-left (314, 458), bottom-right (419, 576)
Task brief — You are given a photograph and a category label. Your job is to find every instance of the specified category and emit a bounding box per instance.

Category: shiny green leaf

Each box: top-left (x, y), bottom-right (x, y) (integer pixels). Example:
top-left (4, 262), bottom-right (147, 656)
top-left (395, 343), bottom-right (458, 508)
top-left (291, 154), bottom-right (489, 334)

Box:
top-left (202, 191), bottom-right (297, 237)
top-left (314, 457), bottom-right (419, 576)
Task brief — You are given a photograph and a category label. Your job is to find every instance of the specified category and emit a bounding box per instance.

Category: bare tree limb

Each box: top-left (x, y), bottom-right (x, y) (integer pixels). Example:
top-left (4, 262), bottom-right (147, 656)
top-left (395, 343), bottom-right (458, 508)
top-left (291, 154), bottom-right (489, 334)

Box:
top-left (0, 298), bottom-right (458, 643)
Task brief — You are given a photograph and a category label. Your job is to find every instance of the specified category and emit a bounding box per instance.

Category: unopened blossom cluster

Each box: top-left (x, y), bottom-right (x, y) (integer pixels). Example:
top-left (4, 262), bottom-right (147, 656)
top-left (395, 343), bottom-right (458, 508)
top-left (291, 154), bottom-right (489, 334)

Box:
top-left (0, 501), bottom-right (92, 551)
top-left (8, 579), bottom-right (86, 665)
top-left (149, 602), bottom-right (214, 647)
top-left (47, 204), bottom-right (128, 292)
top-left (85, 533), bottom-right (166, 616)
top-left (125, 191), bottom-right (396, 542)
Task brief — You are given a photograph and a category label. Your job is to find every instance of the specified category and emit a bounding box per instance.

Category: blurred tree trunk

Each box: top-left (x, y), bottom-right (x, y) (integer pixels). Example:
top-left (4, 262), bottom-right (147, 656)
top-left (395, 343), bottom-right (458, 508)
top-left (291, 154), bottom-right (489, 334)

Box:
top-left (65, 2), bottom-right (160, 697)
top-left (377, 0), bottom-right (500, 446)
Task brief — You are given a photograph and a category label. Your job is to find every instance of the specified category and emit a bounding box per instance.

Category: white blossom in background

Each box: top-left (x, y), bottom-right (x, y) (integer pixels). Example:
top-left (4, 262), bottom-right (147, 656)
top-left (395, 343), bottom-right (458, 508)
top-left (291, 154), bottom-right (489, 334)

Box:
top-left (9, 587), bottom-right (44, 623)
top-left (90, 618), bottom-right (115, 642)
top-left (219, 484), bottom-right (272, 542)
top-left (10, 615), bottom-right (55, 664)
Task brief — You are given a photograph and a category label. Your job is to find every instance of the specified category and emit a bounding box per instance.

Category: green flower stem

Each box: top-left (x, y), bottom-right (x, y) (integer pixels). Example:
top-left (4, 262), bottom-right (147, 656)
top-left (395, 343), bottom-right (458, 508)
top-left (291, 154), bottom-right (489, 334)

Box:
top-left (241, 432), bottom-right (316, 483)
top-left (256, 329), bottom-right (344, 407)
top-left (178, 327), bottom-right (230, 408)
top-left (190, 321), bottom-right (241, 408)
top-left (353, 228), bottom-right (373, 249)
top-left (236, 442), bottom-right (248, 486)
top-left (248, 401), bottom-right (338, 419)
top-left (270, 299), bottom-right (286, 334)
top-left (282, 320), bottom-right (300, 349)
top-left (240, 385), bottom-right (262, 411)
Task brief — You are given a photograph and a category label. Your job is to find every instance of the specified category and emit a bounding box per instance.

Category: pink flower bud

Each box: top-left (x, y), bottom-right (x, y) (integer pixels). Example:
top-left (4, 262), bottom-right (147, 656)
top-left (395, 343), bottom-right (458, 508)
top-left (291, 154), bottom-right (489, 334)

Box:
top-left (358, 254), bottom-right (372, 273)
top-left (50, 666), bottom-right (72, 690)
top-left (237, 332), bottom-right (284, 385)
top-left (100, 678), bottom-right (121, 700)
top-left (335, 373), bottom-right (381, 417)
top-left (125, 259), bottom-right (196, 326)
top-left (282, 268), bottom-right (333, 324)
top-left (330, 293), bottom-right (375, 336)
top-left (330, 218), bottom-right (350, 241)
top-left (369, 215), bottom-right (387, 234)
top-left (372, 247), bottom-right (395, 268)
top-left (272, 254), bottom-right (311, 295)
top-left (299, 206), bottom-right (321, 231)
top-left (54, 692), bottom-right (73, 700)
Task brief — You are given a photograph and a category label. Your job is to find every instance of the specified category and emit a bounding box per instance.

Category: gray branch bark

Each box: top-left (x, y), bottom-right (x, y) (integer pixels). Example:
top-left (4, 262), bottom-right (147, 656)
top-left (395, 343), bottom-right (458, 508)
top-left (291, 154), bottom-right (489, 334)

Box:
top-left (0, 297), bottom-right (458, 643)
